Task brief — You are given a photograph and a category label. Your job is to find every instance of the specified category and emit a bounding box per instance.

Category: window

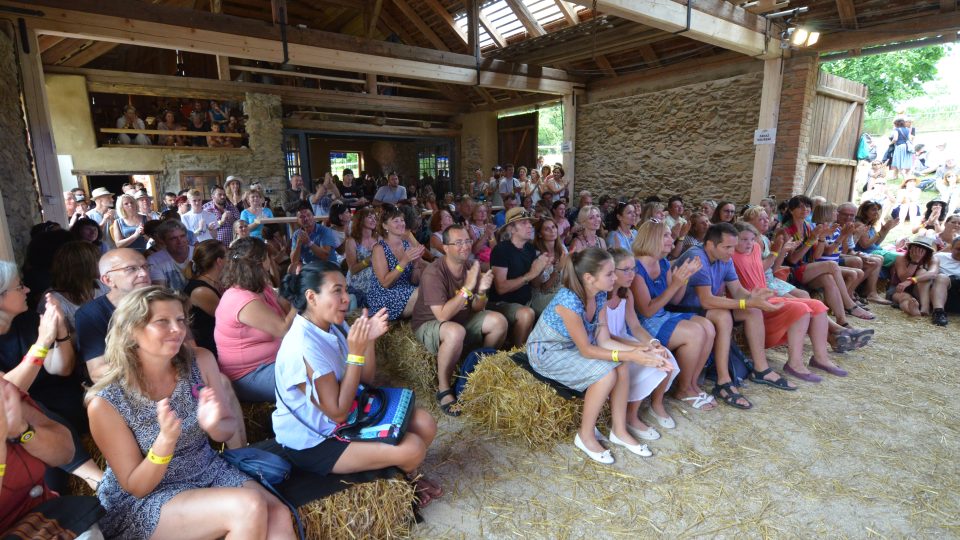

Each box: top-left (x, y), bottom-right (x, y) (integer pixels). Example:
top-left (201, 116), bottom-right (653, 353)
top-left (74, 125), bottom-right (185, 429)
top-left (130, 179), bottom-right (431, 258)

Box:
top-left (330, 151), bottom-right (361, 177)
top-left (283, 134), bottom-right (301, 180)
top-left (417, 144), bottom-right (451, 181)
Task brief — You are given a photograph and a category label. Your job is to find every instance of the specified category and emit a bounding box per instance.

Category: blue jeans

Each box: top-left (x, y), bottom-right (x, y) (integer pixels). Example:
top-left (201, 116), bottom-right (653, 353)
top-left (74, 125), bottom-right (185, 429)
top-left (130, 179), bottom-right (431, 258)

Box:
top-left (232, 361), bottom-right (277, 402)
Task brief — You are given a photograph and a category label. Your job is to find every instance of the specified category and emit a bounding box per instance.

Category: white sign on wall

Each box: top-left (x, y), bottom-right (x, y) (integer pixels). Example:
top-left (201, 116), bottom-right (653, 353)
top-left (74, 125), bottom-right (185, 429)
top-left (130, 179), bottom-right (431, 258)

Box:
top-left (754, 128), bottom-right (777, 145)
top-left (561, 141), bottom-right (573, 153)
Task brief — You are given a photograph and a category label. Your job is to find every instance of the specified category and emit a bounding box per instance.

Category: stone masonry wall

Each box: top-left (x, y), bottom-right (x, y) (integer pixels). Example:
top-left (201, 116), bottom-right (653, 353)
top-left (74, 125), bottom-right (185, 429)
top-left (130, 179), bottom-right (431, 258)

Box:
top-left (575, 72), bottom-right (763, 204)
top-left (0, 24), bottom-right (42, 261)
top-left (159, 92), bottom-right (285, 194)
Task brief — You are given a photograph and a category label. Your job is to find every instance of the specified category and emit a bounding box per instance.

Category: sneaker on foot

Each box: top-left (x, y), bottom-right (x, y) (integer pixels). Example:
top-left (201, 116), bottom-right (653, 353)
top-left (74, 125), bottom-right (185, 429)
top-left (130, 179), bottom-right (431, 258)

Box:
top-left (933, 309), bottom-right (948, 327)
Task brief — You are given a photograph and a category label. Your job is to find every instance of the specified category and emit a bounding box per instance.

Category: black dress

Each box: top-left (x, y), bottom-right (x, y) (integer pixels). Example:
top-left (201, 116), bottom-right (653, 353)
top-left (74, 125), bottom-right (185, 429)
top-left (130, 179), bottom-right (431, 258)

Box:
top-left (183, 279), bottom-right (221, 357)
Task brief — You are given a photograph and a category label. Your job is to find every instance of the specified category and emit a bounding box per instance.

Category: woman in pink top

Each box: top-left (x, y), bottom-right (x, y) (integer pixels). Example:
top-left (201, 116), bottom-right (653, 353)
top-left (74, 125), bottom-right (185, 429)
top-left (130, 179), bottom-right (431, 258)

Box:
top-left (214, 237), bottom-right (295, 402)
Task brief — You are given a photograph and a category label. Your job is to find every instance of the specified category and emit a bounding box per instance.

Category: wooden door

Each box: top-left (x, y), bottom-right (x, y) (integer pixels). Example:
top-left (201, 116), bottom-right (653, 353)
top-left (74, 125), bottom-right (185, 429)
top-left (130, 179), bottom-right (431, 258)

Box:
top-left (804, 71), bottom-right (867, 202)
top-left (498, 112), bottom-right (538, 169)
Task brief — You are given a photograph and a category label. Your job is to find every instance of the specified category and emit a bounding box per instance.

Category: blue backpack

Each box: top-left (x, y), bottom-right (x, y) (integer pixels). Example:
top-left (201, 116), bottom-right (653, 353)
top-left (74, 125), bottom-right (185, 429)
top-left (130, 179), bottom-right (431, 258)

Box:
top-left (703, 342), bottom-right (754, 387)
top-left (454, 347), bottom-right (499, 395)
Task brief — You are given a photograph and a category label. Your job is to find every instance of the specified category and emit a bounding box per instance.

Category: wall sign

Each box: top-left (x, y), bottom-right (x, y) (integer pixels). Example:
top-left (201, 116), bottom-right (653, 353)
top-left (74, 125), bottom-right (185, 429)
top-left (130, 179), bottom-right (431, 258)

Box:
top-left (754, 128), bottom-right (777, 145)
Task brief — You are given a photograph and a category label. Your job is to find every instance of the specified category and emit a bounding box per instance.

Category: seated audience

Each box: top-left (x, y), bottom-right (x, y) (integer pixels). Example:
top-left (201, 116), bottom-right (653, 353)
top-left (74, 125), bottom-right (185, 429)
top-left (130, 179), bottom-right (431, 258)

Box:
top-left (368, 207), bottom-right (423, 321)
top-left (410, 225), bottom-right (507, 416)
top-left (469, 203), bottom-right (497, 268)
top-left (551, 201), bottom-right (572, 243)
top-left (111, 194), bottom-right (148, 252)
top-left (232, 219), bottom-right (250, 242)
top-left (239, 188), bottom-right (273, 239)
top-left (156, 110), bottom-right (186, 146)
top-left (834, 203), bottom-right (890, 305)
top-left (185, 240), bottom-right (226, 357)
top-left (148, 220), bottom-right (194, 291)
top-left (854, 201), bottom-right (900, 268)
top-left (373, 172), bottom-right (408, 207)
top-left (428, 209), bottom-right (454, 259)
top-left (812, 203), bottom-right (866, 303)
top-left (606, 248), bottom-right (683, 439)
top-left (569, 205), bottom-right (606, 253)
top-left (43, 241), bottom-right (110, 336)
top-left (527, 248), bottom-right (672, 464)
top-left (631, 221), bottom-right (717, 415)
top-left (344, 207), bottom-right (379, 306)
top-left (215, 237), bottom-right (295, 402)
top-left (274, 263), bottom-right (441, 504)
top-left (86, 287), bottom-right (294, 539)
top-left (935, 237), bottom-right (960, 322)
top-left (325, 202), bottom-right (352, 265)
top-left (682, 212), bottom-right (710, 252)
top-left (531, 218), bottom-right (568, 314)
top-left (663, 196), bottom-right (686, 230)
top-left (672, 223), bottom-right (796, 409)
top-left (710, 201), bottom-right (737, 224)
top-left (181, 189), bottom-right (218, 243)
top-left (732, 223), bottom-right (850, 380)
top-left (489, 208), bottom-right (549, 346)
top-left (290, 203), bottom-right (340, 266)
top-left (638, 202), bottom-right (665, 225)
top-left (76, 248), bottom-right (153, 381)
top-left (116, 105), bottom-right (151, 145)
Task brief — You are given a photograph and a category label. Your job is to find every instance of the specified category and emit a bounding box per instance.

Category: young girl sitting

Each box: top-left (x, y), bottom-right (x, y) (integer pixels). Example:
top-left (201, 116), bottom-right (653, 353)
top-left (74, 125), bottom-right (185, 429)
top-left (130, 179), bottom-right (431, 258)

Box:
top-left (604, 248), bottom-right (681, 443)
top-left (274, 262), bottom-right (441, 506)
top-left (526, 248), bottom-right (671, 464)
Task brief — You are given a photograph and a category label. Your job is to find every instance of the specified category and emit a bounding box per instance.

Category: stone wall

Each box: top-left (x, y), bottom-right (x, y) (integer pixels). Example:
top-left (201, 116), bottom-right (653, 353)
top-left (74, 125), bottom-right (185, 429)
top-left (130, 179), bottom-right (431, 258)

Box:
top-left (159, 92), bottom-right (285, 193)
top-left (0, 24), bottom-right (42, 262)
top-left (575, 72), bottom-right (763, 204)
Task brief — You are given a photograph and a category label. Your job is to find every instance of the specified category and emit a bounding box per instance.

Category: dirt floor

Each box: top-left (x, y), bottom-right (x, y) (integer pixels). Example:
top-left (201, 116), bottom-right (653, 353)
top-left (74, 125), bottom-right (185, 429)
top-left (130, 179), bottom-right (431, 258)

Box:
top-left (412, 308), bottom-right (960, 538)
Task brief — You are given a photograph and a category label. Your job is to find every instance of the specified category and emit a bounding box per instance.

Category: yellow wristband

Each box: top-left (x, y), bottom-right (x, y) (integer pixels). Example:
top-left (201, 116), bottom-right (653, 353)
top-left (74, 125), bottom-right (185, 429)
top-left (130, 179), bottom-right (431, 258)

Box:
top-left (395, 264), bottom-right (405, 273)
top-left (770, 251), bottom-right (779, 257)
top-left (147, 448), bottom-right (172, 465)
top-left (910, 277), bottom-right (918, 284)
top-left (611, 350), bottom-right (619, 363)
top-left (739, 298), bottom-right (747, 310)
top-left (28, 345), bottom-right (49, 358)
top-left (346, 354), bottom-right (366, 366)
top-left (0, 463), bottom-right (6, 477)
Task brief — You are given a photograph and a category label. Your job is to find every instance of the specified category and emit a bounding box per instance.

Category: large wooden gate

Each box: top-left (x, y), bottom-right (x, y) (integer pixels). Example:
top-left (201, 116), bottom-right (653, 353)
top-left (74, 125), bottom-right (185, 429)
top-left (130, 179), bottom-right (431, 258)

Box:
top-left (804, 71), bottom-right (867, 202)
top-left (498, 112), bottom-right (538, 169)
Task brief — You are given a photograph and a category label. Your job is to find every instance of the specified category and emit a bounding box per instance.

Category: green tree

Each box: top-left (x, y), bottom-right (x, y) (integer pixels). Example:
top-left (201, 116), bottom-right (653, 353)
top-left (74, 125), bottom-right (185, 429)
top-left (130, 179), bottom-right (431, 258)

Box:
top-left (538, 104), bottom-right (563, 148)
top-left (821, 44), bottom-right (947, 114)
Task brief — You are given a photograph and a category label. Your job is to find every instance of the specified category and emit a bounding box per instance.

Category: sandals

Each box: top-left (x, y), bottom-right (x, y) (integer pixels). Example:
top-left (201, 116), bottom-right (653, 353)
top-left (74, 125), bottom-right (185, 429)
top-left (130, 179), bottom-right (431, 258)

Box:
top-left (749, 367), bottom-right (797, 391)
top-left (680, 393), bottom-right (716, 410)
top-left (845, 306), bottom-right (876, 320)
top-left (435, 389), bottom-right (461, 417)
top-left (830, 332), bottom-right (854, 353)
top-left (846, 328), bottom-right (874, 349)
top-left (713, 382), bottom-right (752, 410)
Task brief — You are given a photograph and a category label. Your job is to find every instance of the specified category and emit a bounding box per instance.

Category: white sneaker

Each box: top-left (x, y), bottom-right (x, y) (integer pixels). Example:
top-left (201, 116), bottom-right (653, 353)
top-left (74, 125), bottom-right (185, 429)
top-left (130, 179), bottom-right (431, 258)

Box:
top-left (574, 433), bottom-right (614, 464)
top-left (609, 431), bottom-right (653, 457)
top-left (626, 424), bottom-right (661, 441)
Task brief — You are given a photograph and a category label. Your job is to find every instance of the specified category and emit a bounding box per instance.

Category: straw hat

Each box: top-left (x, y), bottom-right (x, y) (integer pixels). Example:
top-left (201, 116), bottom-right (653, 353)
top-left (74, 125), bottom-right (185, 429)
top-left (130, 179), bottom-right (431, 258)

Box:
top-left (90, 187), bottom-right (113, 200)
top-left (906, 235), bottom-right (935, 252)
top-left (497, 207), bottom-right (537, 234)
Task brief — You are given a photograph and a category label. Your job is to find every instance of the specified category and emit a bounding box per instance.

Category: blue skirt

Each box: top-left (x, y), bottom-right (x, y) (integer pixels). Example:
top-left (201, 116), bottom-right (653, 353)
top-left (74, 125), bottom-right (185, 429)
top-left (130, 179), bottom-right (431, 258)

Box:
top-left (640, 310), bottom-right (695, 346)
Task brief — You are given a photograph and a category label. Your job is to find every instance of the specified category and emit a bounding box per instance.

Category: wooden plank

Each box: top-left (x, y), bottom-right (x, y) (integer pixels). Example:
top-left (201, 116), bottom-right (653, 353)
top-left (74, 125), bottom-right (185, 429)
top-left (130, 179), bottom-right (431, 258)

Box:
top-left (467, 0), bottom-right (480, 55)
top-left (37, 35), bottom-right (65, 52)
top-left (594, 55), bottom-right (617, 77)
top-left (13, 0), bottom-right (581, 89)
top-left (283, 118), bottom-right (460, 137)
top-left (41, 38), bottom-right (89, 65)
top-left (101, 128), bottom-right (243, 137)
top-left (421, 0), bottom-right (469, 44)
top-left (553, 0), bottom-right (580, 25)
top-left (475, 86), bottom-right (496, 104)
top-left (504, 0), bottom-right (546, 36)
top-left (815, 10), bottom-right (960, 52)
top-left (567, 0), bottom-right (773, 58)
top-left (391, 0), bottom-right (450, 51)
top-left (58, 41), bottom-right (119, 67)
top-left (18, 30), bottom-right (67, 226)
top-left (479, 11), bottom-right (508, 48)
top-left (942, 0), bottom-right (957, 12)
top-left (750, 57), bottom-right (782, 203)
top-left (805, 100), bottom-right (859, 196)
top-left (637, 43), bottom-right (661, 67)
top-left (836, 0), bottom-right (858, 29)
top-left (472, 93), bottom-right (559, 112)
top-left (808, 155), bottom-right (858, 167)
top-left (561, 90), bottom-right (580, 196)
top-left (816, 84), bottom-right (867, 104)
top-left (366, 0), bottom-right (384, 38)
top-left (45, 65), bottom-right (469, 115)
top-left (744, 0), bottom-right (788, 15)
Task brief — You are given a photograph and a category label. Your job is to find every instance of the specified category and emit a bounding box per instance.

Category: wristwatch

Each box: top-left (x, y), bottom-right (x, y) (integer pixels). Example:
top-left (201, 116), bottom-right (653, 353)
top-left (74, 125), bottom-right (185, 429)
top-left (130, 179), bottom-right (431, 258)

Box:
top-left (7, 423), bottom-right (35, 445)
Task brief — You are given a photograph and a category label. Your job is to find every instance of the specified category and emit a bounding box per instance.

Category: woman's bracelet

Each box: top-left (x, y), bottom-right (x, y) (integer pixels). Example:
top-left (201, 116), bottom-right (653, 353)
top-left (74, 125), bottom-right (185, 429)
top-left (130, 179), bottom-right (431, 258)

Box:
top-left (770, 251), bottom-right (779, 257)
top-left (346, 354), bottom-right (366, 366)
top-left (394, 264), bottom-right (405, 273)
top-left (55, 334), bottom-right (72, 343)
top-left (146, 448), bottom-right (172, 465)
top-left (739, 298), bottom-right (747, 310)
top-left (611, 350), bottom-right (620, 363)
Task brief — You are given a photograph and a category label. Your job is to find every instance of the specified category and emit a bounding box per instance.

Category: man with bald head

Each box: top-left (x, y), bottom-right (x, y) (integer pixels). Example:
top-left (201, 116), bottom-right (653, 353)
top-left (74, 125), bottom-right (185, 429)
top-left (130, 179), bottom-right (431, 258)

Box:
top-left (75, 248), bottom-right (153, 381)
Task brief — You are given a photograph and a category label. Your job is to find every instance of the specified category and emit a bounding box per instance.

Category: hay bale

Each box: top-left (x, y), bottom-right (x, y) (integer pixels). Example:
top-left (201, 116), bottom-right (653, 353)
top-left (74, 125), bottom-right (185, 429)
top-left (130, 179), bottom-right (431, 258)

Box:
top-left (242, 401), bottom-right (277, 444)
top-left (458, 349), bottom-right (595, 448)
top-left (298, 476), bottom-right (416, 539)
top-left (374, 322), bottom-right (439, 413)
top-left (65, 435), bottom-right (105, 497)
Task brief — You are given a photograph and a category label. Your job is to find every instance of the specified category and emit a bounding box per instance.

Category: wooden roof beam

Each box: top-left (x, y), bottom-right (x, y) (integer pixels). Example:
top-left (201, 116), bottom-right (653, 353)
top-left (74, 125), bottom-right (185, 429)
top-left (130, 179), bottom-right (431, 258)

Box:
top-left (836, 0), bottom-right (858, 29)
top-left (479, 11), bottom-right (508, 48)
top-left (13, 0), bottom-right (581, 94)
top-left (594, 54), bottom-right (617, 77)
top-left (569, 0), bottom-right (776, 58)
top-left (504, 0), bottom-right (546, 37)
top-left (366, 0), bottom-right (384, 38)
top-left (421, 0), bottom-right (469, 45)
top-left (553, 0), bottom-right (580, 25)
top-left (391, 0), bottom-right (450, 51)
top-left (814, 10), bottom-right (960, 52)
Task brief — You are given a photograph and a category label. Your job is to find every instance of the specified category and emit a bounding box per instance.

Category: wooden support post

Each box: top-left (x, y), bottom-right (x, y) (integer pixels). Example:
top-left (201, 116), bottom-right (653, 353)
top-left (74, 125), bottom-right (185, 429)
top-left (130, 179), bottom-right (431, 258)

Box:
top-left (17, 28), bottom-right (66, 226)
top-left (366, 0), bottom-right (384, 39)
top-left (366, 73), bottom-right (377, 94)
top-left (562, 91), bottom-right (580, 197)
top-left (750, 57), bottom-right (782, 203)
top-left (211, 0), bottom-right (231, 80)
top-left (467, 0), bottom-right (480, 59)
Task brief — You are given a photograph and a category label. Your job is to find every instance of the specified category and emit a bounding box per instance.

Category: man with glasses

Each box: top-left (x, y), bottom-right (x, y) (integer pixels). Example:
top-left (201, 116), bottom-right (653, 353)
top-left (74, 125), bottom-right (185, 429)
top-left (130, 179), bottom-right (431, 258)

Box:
top-left (410, 225), bottom-right (507, 416)
top-left (75, 249), bottom-right (153, 381)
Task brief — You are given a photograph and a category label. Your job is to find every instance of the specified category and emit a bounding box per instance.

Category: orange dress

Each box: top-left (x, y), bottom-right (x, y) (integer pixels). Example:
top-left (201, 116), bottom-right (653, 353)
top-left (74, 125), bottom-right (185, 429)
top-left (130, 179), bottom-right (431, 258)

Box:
top-left (732, 244), bottom-right (829, 348)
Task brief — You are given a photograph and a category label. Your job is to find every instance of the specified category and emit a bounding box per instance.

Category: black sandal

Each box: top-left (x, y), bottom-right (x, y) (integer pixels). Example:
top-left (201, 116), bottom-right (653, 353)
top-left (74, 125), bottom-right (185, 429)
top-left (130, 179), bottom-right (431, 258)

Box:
top-left (749, 367), bottom-right (797, 391)
top-left (435, 389), bottom-right (461, 417)
top-left (713, 382), bottom-right (752, 410)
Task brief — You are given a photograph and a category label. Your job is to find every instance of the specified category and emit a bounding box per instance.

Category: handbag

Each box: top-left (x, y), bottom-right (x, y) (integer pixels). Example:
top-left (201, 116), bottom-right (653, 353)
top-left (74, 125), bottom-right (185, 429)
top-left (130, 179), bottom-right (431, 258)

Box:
top-left (331, 385), bottom-right (415, 445)
top-left (222, 447), bottom-right (305, 540)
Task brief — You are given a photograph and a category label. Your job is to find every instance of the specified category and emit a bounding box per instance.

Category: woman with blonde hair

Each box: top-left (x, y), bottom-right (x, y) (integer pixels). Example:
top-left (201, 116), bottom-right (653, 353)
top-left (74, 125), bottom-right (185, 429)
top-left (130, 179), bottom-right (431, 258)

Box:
top-left (239, 188), bottom-right (274, 239)
top-left (569, 205), bottom-right (606, 253)
top-left (111, 193), bottom-right (148, 252)
top-left (87, 287), bottom-right (295, 539)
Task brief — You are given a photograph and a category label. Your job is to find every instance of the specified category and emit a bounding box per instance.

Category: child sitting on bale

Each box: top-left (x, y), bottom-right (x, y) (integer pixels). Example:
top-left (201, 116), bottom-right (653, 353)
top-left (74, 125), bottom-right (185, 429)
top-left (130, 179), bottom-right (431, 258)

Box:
top-left (526, 248), bottom-right (672, 464)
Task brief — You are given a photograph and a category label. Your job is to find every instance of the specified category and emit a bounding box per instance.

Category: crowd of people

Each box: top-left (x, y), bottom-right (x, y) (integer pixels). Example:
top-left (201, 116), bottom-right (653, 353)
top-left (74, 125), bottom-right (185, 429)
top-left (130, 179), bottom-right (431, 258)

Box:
top-left (3, 162), bottom-right (960, 537)
top-left (104, 100), bottom-right (247, 148)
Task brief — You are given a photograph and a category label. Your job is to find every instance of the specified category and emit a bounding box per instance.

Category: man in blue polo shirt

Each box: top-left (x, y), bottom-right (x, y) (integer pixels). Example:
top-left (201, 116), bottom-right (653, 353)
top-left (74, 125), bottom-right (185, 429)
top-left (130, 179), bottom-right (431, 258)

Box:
top-left (290, 202), bottom-right (340, 265)
top-left (672, 222), bottom-right (794, 410)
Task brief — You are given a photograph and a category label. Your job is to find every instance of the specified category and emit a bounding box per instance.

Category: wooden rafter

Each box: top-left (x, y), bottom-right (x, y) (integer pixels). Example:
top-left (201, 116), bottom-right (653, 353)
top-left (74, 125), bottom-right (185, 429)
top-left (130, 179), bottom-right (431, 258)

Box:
top-left (836, 0), bottom-right (858, 29)
top-left (391, 0), bottom-right (450, 51)
top-left (421, 0), bottom-right (469, 44)
top-left (504, 0), bottom-right (546, 37)
top-left (593, 54), bottom-right (616, 77)
top-left (479, 11), bottom-right (507, 48)
top-left (815, 10), bottom-right (960, 52)
top-left (366, 0), bottom-right (384, 38)
top-left (744, 0), bottom-right (789, 15)
top-left (37, 35), bottom-right (65, 52)
top-left (474, 86), bottom-right (496, 104)
top-left (59, 41), bottom-right (119, 67)
top-left (637, 43), bottom-right (660, 67)
top-left (553, 0), bottom-right (580, 25)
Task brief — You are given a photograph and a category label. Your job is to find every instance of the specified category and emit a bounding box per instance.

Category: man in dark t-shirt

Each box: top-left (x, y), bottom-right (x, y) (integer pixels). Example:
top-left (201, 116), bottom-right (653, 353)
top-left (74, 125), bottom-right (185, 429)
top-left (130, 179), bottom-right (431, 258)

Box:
top-left (489, 208), bottom-right (551, 346)
top-left (410, 225), bottom-right (507, 415)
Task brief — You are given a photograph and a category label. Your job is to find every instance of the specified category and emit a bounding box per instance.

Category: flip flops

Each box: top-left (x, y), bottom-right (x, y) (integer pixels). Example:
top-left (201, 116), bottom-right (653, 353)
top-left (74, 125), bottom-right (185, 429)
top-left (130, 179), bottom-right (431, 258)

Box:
top-left (845, 306), bottom-right (876, 320)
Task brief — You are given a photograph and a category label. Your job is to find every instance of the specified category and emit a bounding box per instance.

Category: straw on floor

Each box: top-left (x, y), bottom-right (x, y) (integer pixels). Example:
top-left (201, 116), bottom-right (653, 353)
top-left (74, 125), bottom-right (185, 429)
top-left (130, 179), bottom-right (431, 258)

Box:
top-left (298, 475), bottom-right (417, 539)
